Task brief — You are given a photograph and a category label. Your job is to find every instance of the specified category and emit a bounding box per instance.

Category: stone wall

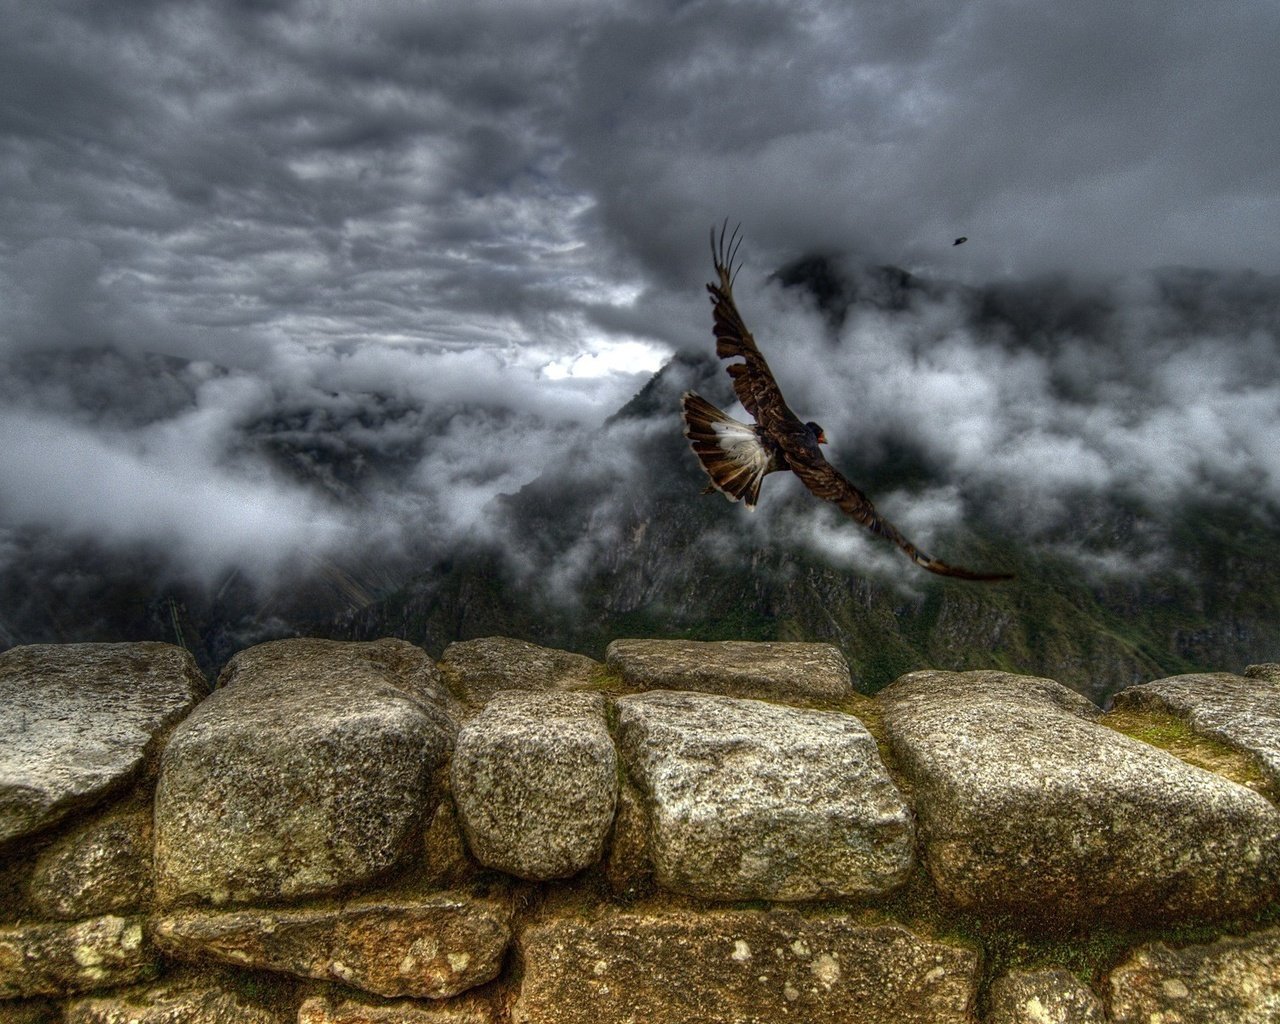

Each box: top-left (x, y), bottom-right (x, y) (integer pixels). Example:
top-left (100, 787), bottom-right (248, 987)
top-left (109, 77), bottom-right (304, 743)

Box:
top-left (2, 636), bottom-right (1279, 1023)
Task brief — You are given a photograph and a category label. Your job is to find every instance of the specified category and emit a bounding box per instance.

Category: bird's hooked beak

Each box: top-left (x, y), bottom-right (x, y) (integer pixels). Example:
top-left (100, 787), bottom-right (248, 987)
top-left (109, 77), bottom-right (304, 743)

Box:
top-left (817, 431), bottom-right (828, 445)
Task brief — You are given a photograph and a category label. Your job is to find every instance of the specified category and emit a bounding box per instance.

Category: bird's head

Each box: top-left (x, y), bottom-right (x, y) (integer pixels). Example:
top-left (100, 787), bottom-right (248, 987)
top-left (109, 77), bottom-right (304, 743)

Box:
top-left (806, 421), bottom-right (828, 445)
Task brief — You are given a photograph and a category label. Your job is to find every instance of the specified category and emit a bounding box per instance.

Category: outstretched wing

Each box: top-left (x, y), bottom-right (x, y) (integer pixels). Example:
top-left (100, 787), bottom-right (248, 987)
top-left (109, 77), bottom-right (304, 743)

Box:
top-left (788, 454), bottom-right (1014, 581)
top-left (707, 222), bottom-right (801, 437)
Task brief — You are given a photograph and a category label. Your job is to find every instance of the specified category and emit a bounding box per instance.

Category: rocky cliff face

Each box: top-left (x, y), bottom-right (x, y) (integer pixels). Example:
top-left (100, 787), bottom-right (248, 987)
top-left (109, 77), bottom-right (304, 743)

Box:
top-left (2, 638), bottom-right (1279, 1023)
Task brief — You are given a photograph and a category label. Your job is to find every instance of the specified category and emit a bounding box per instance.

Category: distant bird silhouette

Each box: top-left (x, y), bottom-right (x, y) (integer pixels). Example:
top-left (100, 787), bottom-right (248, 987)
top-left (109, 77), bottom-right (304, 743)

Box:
top-left (953, 236), bottom-right (968, 246)
top-left (681, 223), bottom-right (1012, 582)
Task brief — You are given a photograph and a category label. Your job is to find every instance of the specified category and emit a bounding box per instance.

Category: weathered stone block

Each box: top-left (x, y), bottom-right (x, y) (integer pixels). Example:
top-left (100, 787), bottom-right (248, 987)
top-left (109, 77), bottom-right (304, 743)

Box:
top-left (298, 992), bottom-right (500, 1023)
top-left (605, 639), bottom-right (853, 700)
top-left (421, 794), bottom-right (477, 889)
top-left (603, 780), bottom-right (652, 897)
top-left (987, 968), bottom-right (1105, 1024)
top-left (63, 971), bottom-right (292, 1023)
top-left (0, 915), bottom-right (155, 999)
top-left (154, 638), bottom-right (454, 906)
top-left (879, 670), bottom-right (1280, 928)
top-left (0, 643), bottom-right (206, 846)
top-left (1109, 927), bottom-right (1280, 1024)
top-left (151, 891), bottom-right (511, 999)
top-left (438, 637), bottom-right (601, 707)
top-left (513, 908), bottom-right (978, 1024)
top-left (617, 690), bottom-right (913, 900)
top-left (1112, 671), bottom-right (1280, 792)
top-left (0, 999), bottom-right (58, 1024)
top-left (28, 804), bottom-right (151, 919)
top-left (451, 691), bottom-right (617, 880)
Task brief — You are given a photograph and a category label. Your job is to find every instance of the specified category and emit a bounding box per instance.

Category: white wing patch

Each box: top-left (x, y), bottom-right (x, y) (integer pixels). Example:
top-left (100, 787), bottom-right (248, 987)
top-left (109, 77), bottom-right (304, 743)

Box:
top-left (681, 391), bottom-right (773, 508)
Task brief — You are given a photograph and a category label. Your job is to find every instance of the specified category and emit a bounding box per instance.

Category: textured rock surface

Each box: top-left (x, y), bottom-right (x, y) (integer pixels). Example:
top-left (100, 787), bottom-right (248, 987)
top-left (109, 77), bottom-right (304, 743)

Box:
top-left (514, 908), bottom-right (978, 1024)
top-left (0, 643), bottom-right (206, 846)
top-left (298, 992), bottom-right (500, 1023)
top-left (438, 636), bottom-right (601, 707)
top-left (63, 972), bottom-right (292, 1023)
top-left (1113, 671), bottom-right (1280, 791)
top-left (0, 915), bottom-right (155, 998)
top-left (451, 691), bottom-right (617, 880)
top-left (152, 891), bottom-right (511, 999)
top-left (617, 690), bottom-right (913, 900)
top-left (1246, 663), bottom-right (1280, 683)
top-left (1109, 927), bottom-right (1280, 1024)
top-left (987, 968), bottom-right (1106, 1024)
top-left (28, 804), bottom-right (152, 919)
top-left (879, 670), bottom-right (1280, 927)
top-left (603, 781), bottom-right (651, 897)
top-left (421, 795), bottom-right (476, 890)
top-left (605, 639), bottom-right (853, 700)
top-left (154, 638), bottom-right (454, 906)
top-left (0, 1000), bottom-right (58, 1024)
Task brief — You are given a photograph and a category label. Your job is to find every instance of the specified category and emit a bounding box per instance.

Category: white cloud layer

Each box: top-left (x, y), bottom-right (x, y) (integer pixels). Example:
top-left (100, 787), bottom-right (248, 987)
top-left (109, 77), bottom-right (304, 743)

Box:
top-left (1, 0), bottom-right (1278, 592)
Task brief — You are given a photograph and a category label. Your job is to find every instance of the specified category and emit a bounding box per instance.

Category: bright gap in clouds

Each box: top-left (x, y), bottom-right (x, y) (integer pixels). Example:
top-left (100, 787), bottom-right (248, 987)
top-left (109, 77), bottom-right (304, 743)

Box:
top-left (542, 338), bottom-right (670, 380)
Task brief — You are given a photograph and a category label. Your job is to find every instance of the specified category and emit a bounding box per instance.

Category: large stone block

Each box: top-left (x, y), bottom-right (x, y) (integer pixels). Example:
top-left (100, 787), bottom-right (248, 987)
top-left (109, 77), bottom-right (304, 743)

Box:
top-left (298, 992), bottom-right (500, 1023)
top-left (513, 908), bottom-right (978, 1024)
top-left (438, 637), bottom-right (602, 707)
top-left (151, 891), bottom-right (511, 999)
top-left (63, 971), bottom-right (292, 1023)
top-left (605, 639), bottom-right (853, 700)
top-left (0, 915), bottom-right (155, 999)
top-left (154, 638), bottom-right (454, 906)
top-left (616, 690), bottom-right (913, 900)
top-left (451, 691), bottom-right (617, 880)
top-left (28, 804), bottom-right (152, 919)
top-left (0, 643), bottom-right (206, 846)
top-left (879, 670), bottom-right (1280, 927)
top-left (986, 968), bottom-right (1105, 1024)
top-left (1112, 671), bottom-right (1280, 792)
top-left (1109, 927), bottom-right (1280, 1024)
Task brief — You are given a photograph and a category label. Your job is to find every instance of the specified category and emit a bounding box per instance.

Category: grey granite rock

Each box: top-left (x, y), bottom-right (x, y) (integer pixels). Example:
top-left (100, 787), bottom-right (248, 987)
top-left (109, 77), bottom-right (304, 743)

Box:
top-left (0, 643), bottom-right (207, 846)
top-left (28, 803), bottom-right (152, 919)
top-left (879, 670), bottom-right (1280, 927)
top-left (451, 691), bottom-right (617, 880)
top-left (605, 639), bottom-right (853, 701)
top-left (154, 638), bottom-right (454, 906)
top-left (1112, 671), bottom-right (1280, 792)
top-left (616, 690), bottom-right (913, 900)
top-left (438, 636), bottom-right (602, 707)
top-left (1245, 664), bottom-right (1280, 683)
top-left (0, 915), bottom-right (155, 999)
top-left (152, 891), bottom-right (511, 999)
top-left (1109, 927), bottom-right (1280, 1024)
top-left (603, 780), bottom-right (652, 898)
top-left (514, 908), bottom-right (978, 1024)
top-left (986, 968), bottom-right (1106, 1024)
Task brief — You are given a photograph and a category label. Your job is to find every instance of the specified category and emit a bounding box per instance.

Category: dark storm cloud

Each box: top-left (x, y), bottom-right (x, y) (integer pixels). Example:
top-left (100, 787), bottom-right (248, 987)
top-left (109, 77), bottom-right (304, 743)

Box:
top-left (1, 0), bottom-right (1279, 589)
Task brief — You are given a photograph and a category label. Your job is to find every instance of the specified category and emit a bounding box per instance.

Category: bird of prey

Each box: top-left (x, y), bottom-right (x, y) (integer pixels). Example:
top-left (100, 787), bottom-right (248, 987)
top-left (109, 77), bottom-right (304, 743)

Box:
top-left (681, 223), bottom-right (1012, 582)
top-left (953, 236), bottom-right (968, 246)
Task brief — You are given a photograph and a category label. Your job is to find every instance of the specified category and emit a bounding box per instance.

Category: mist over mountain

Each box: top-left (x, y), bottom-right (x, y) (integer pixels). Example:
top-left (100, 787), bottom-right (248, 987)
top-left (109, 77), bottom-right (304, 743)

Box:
top-left (5, 254), bottom-right (1274, 701)
top-left (339, 257), bottom-right (1280, 700)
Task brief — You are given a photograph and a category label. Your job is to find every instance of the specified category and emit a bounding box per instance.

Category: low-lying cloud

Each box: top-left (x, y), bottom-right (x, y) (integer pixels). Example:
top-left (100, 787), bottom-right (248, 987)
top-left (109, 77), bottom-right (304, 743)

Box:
top-left (2, 0), bottom-right (1279, 633)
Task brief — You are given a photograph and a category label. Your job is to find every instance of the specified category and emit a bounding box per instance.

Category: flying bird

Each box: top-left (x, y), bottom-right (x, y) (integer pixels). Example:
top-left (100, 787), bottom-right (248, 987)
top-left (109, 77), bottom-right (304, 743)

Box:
top-left (681, 223), bottom-right (1012, 582)
top-left (953, 236), bottom-right (968, 246)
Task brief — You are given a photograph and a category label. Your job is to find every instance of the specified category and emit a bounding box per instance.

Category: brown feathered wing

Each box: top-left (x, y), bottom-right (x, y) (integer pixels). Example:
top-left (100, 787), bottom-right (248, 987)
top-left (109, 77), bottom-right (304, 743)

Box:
top-left (703, 222), bottom-right (1013, 582)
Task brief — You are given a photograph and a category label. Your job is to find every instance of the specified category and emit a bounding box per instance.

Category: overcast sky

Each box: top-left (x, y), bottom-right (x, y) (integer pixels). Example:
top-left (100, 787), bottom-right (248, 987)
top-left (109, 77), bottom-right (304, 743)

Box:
top-left (2, 0), bottom-right (1279, 589)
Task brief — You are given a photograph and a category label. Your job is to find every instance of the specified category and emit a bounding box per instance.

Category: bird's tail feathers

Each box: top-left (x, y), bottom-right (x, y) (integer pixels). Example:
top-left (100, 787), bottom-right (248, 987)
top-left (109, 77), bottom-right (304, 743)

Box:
top-left (887, 525), bottom-right (1014, 582)
top-left (681, 391), bottom-right (770, 508)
